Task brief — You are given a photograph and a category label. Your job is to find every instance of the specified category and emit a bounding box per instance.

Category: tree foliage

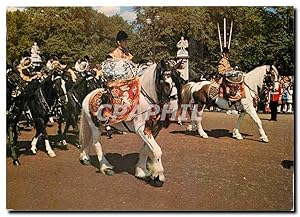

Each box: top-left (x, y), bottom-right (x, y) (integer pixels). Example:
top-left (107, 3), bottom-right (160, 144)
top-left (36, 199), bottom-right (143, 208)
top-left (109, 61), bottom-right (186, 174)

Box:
top-left (6, 6), bottom-right (294, 76)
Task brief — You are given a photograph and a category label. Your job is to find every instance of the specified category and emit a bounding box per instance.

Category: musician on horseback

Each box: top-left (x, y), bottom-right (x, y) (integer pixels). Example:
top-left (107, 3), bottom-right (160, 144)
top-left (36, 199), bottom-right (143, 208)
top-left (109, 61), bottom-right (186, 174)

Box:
top-left (10, 52), bottom-right (42, 98)
top-left (75, 56), bottom-right (90, 76)
top-left (217, 47), bottom-right (233, 98)
top-left (108, 31), bottom-right (133, 61)
top-left (218, 47), bottom-right (232, 75)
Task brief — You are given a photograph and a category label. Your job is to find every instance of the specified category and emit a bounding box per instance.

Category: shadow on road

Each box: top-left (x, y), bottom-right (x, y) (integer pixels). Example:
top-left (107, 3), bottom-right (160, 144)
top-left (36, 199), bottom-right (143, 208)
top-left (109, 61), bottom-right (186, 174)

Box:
top-left (89, 153), bottom-right (139, 176)
top-left (6, 134), bottom-right (72, 159)
top-left (170, 129), bottom-right (252, 139)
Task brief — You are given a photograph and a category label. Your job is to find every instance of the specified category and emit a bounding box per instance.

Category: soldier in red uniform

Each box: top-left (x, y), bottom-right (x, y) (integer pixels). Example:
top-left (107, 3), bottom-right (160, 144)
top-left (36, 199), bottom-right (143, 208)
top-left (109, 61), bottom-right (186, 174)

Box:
top-left (269, 82), bottom-right (282, 121)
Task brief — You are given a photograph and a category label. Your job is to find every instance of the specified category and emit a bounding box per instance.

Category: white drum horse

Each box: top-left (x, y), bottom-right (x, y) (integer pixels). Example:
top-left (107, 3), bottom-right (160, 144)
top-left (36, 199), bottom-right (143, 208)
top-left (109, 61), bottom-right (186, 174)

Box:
top-left (180, 65), bottom-right (279, 142)
top-left (78, 61), bottom-right (174, 187)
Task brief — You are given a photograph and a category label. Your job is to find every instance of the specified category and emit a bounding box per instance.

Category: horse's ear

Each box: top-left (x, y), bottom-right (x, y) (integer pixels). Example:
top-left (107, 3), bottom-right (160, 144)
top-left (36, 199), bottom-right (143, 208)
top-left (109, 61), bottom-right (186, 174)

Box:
top-left (174, 59), bottom-right (183, 69)
top-left (160, 59), bottom-right (166, 68)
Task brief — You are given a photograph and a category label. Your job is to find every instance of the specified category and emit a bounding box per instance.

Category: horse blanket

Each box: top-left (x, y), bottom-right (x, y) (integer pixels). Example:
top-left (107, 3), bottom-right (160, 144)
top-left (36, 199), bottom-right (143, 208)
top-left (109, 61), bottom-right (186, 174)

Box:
top-left (89, 77), bottom-right (140, 124)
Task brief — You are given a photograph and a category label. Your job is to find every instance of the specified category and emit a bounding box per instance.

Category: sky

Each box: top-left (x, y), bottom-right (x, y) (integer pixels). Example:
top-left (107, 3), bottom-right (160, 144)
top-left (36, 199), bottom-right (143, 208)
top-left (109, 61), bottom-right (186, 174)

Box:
top-left (94, 6), bottom-right (136, 23)
top-left (6, 6), bottom-right (137, 23)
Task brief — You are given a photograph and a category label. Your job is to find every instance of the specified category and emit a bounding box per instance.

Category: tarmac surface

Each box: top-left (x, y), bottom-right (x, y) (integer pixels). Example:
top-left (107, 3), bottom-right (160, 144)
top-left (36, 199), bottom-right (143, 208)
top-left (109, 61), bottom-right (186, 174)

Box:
top-left (6, 112), bottom-right (294, 211)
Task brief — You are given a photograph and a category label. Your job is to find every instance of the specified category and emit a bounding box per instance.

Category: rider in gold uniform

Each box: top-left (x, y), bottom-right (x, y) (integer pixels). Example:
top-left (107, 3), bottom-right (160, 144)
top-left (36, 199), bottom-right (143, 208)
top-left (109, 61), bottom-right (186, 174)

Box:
top-left (217, 47), bottom-right (232, 97)
top-left (108, 31), bottom-right (133, 61)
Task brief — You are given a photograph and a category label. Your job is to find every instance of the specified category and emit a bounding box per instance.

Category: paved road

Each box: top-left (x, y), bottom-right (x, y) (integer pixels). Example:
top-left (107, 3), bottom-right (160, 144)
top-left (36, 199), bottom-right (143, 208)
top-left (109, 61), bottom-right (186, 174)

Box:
top-left (6, 112), bottom-right (294, 211)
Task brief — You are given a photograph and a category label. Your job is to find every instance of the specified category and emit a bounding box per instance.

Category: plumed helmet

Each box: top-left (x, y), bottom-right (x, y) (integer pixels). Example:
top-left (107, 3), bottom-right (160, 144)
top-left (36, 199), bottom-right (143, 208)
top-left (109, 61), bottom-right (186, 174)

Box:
top-left (22, 51), bottom-right (31, 58)
top-left (116, 31), bottom-right (129, 42)
top-left (20, 57), bottom-right (32, 69)
top-left (222, 47), bottom-right (230, 53)
top-left (83, 55), bottom-right (90, 62)
top-left (49, 55), bottom-right (59, 62)
top-left (75, 59), bottom-right (89, 72)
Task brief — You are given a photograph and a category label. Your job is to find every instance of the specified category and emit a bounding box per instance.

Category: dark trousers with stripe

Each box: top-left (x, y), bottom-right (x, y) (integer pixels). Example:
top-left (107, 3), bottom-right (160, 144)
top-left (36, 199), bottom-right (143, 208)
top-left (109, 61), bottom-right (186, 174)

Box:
top-left (270, 101), bottom-right (278, 121)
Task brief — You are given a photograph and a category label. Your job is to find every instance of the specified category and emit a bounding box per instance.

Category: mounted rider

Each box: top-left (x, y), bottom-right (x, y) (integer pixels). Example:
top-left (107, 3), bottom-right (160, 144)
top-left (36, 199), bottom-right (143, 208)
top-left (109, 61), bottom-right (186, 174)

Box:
top-left (9, 51), bottom-right (42, 98)
top-left (89, 30), bottom-right (140, 129)
top-left (217, 47), bottom-right (232, 98)
top-left (75, 56), bottom-right (90, 76)
top-left (212, 19), bottom-right (245, 103)
top-left (107, 30), bottom-right (133, 61)
top-left (46, 55), bottom-right (78, 82)
top-left (218, 47), bottom-right (232, 75)
top-left (101, 30), bottom-right (137, 81)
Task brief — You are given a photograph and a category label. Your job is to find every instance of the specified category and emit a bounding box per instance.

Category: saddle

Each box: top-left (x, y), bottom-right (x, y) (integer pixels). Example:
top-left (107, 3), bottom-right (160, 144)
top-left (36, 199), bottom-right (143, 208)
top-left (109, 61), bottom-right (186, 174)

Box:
top-left (89, 77), bottom-right (140, 125)
top-left (209, 70), bottom-right (245, 102)
top-left (223, 70), bottom-right (245, 102)
top-left (224, 70), bottom-right (244, 84)
top-left (101, 59), bottom-right (138, 81)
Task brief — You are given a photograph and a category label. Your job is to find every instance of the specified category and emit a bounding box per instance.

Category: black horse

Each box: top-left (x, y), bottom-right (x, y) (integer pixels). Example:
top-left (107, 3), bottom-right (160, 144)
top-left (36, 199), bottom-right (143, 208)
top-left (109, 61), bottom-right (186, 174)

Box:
top-left (27, 70), bottom-right (68, 158)
top-left (57, 70), bottom-right (101, 147)
top-left (6, 65), bottom-right (42, 165)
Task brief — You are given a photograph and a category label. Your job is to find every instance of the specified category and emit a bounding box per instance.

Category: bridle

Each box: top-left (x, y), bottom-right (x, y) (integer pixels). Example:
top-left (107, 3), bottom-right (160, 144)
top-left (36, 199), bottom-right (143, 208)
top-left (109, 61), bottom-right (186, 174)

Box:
top-left (52, 74), bottom-right (68, 104)
top-left (263, 65), bottom-right (278, 89)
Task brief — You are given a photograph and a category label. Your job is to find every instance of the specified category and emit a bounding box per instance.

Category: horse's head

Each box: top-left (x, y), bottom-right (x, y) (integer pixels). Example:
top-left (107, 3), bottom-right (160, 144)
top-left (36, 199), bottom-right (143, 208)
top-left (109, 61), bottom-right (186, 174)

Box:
top-left (51, 74), bottom-right (68, 105)
top-left (264, 65), bottom-right (279, 90)
top-left (167, 60), bottom-right (188, 102)
top-left (85, 71), bottom-right (99, 91)
top-left (155, 60), bottom-right (174, 103)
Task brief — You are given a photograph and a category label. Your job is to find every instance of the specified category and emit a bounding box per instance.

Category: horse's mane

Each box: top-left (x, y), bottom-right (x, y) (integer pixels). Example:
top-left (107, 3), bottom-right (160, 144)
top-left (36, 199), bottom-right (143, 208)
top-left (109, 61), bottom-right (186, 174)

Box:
top-left (140, 63), bottom-right (158, 103)
top-left (171, 70), bottom-right (187, 102)
top-left (244, 65), bottom-right (269, 91)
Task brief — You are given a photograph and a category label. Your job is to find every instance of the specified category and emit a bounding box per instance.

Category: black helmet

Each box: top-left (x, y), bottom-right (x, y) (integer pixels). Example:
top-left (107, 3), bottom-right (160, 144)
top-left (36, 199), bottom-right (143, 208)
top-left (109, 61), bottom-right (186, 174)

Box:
top-left (49, 55), bottom-right (59, 61)
top-left (83, 55), bottom-right (90, 62)
top-left (22, 51), bottom-right (30, 58)
top-left (223, 47), bottom-right (230, 53)
top-left (116, 31), bottom-right (129, 42)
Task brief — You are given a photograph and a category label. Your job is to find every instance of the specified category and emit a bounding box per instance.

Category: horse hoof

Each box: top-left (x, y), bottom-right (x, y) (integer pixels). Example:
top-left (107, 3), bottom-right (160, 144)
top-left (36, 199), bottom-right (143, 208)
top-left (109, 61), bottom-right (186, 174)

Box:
top-left (233, 134), bottom-right (243, 140)
top-left (60, 143), bottom-right (68, 150)
top-left (260, 137), bottom-right (269, 143)
top-left (13, 160), bottom-right (21, 166)
top-left (48, 152), bottom-right (56, 158)
top-left (104, 168), bottom-right (115, 176)
top-left (201, 134), bottom-right (208, 139)
top-left (79, 159), bottom-right (90, 165)
top-left (149, 176), bottom-right (164, 187)
top-left (31, 149), bottom-right (37, 155)
top-left (137, 176), bottom-right (151, 182)
top-left (233, 136), bottom-right (243, 140)
top-left (186, 126), bottom-right (193, 131)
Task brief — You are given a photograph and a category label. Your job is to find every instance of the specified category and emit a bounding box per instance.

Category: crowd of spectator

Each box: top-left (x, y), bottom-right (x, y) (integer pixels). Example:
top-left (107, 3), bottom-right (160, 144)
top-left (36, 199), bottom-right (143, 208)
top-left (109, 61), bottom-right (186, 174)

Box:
top-left (277, 75), bottom-right (294, 113)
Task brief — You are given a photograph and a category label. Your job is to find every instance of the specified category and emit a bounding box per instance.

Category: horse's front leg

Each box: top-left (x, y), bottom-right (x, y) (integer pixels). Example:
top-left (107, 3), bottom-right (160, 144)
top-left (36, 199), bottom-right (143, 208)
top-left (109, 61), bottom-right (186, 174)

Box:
top-left (135, 122), bottom-right (163, 180)
top-left (135, 125), bottom-right (164, 187)
top-left (135, 144), bottom-right (151, 179)
top-left (244, 104), bottom-right (269, 142)
top-left (194, 105), bottom-right (208, 138)
top-left (7, 125), bottom-right (20, 166)
top-left (31, 132), bottom-right (42, 155)
top-left (56, 118), bottom-right (68, 148)
top-left (40, 120), bottom-right (56, 157)
top-left (232, 112), bottom-right (246, 140)
top-left (186, 107), bottom-right (197, 131)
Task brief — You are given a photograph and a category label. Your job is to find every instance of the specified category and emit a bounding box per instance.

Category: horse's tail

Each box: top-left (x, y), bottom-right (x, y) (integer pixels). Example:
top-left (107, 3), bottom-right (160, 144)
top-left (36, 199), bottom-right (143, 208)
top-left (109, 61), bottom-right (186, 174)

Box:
top-left (79, 109), bottom-right (92, 150)
top-left (181, 82), bottom-right (194, 104)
